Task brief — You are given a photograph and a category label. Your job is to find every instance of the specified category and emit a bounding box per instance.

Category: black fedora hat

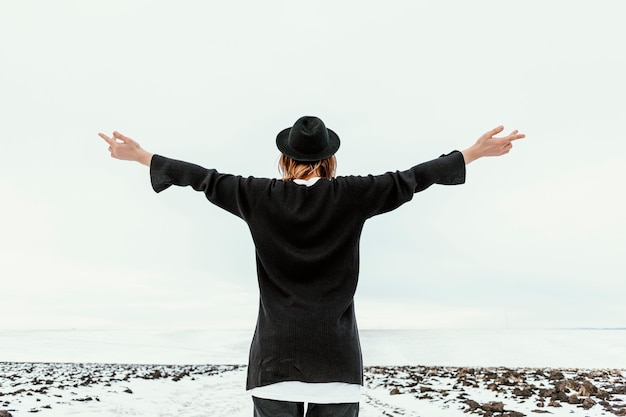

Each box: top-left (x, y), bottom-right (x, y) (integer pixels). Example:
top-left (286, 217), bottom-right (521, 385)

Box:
top-left (276, 116), bottom-right (340, 162)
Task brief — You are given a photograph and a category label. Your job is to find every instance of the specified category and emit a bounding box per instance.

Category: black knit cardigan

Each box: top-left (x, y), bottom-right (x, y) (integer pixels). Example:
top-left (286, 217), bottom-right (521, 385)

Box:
top-left (149, 150), bottom-right (466, 390)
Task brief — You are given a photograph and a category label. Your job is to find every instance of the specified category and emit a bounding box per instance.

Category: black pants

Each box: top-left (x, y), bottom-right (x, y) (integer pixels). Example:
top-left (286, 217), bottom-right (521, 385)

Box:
top-left (252, 396), bottom-right (359, 417)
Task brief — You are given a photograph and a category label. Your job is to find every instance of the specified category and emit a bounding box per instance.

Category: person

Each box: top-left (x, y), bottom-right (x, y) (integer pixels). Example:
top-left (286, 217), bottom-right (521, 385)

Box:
top-left (99, 116), bottom-right (524, 417)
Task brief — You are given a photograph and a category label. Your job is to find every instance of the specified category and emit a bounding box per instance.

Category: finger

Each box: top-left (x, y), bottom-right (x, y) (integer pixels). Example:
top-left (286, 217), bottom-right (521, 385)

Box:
top-left (496, 131), bottom-right (525, 142)
top-left (98, 132), bottom-right (116, 146)
top-left (490, 125), bottom-right (505, 136)
top-left (482, 125), bottom-right (504, 139)
top-left (508, 132), bottom-right (525, 141)
top-left (113, 131), bottom-right (138, 145)
top-left (112, 131), bottom-right (125, 143)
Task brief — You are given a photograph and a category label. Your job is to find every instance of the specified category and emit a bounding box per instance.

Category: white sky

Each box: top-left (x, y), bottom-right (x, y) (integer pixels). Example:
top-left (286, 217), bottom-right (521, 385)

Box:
top-left (1, 0), bottom-right (625, 331)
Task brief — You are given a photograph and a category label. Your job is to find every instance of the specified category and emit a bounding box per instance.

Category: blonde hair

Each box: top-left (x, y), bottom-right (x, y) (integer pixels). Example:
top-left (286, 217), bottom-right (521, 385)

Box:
top-left (279, 154), bottom-right (337, 181)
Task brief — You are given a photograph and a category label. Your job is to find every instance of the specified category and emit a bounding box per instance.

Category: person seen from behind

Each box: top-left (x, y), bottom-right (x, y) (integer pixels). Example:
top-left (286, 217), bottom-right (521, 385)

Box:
top-left (99, 116), bottom-right (524, 417)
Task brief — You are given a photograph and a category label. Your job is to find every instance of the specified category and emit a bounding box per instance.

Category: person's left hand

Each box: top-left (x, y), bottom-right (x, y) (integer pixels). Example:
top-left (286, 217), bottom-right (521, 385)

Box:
top-left (98, 131), bottom-right (153, 166)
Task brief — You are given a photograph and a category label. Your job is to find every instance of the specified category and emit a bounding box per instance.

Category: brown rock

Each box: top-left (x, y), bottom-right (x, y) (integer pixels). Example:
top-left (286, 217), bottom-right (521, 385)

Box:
top-left (596, 389), bottom-right (611, 400)
top-left (457, 368), bottom-right (475, 377)
top-left (147, 370), bottom-right (163, 379)
top-left (389, 387), bottom-right (400, 395)
top-left (0, 411), bottom-right (13, 417)
top-left (555, 380), bottom-right (567, 393)
top-left (513, 387), bottom-right (534, 398)
top-left (548, 400), bottom-right (562, 407)
top-left (172, 370), bottom-right (189, 382)
top-left (555, 391), bottom-right (568, 402)
top-left (464, 400), bottom-right (480, 411)
top-left (613, 386), bottom-right (626, 395)
top-left (554, 379), bottom-right (579, 393)
top-left (482, 401), bottom-right (505, 412)
top-left (566, 379), bottom-right (580, 391)
top-left (503, 370), bottom-right (524, 382)
top-left (73, 396), bottom-right (93, 402)
top-left (501, 412), bottom-right (525, 417)
top-left (548, 371), bottom-right (564, 380)
top-left (579, 380), bottom-right (598, 396)
top-left (567, 394), bottom-right (580, 404)
top-left (581, 397), bottom-right (596, 410)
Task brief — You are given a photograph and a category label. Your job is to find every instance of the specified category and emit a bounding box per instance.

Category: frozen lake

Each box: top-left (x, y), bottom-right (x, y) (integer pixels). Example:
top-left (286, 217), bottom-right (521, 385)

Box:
top-left (1, 328), bottom-right (624, 369)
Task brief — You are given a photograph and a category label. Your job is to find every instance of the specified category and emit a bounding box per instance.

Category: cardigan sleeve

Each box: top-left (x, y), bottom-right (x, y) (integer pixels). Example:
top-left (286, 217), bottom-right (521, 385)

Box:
top-left (344, 150), bottom-right (466, 218)
top-left (149, 154), bottom-right (258, 219)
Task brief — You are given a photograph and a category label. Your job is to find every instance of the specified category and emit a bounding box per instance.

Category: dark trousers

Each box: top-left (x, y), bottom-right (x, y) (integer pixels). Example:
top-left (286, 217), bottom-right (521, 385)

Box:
top-left (252, 396), bottom-right (359, 417)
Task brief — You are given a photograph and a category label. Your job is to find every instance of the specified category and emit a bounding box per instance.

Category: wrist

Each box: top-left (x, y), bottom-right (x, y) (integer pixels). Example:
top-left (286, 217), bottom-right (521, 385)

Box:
top-left (461, 145), bottom-right (480, 165)
top-left (138, 150), bottom-right (153, 166)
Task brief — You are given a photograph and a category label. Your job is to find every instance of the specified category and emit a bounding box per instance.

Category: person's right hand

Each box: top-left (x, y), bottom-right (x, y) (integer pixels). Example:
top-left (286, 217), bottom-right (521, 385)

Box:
top-left (462, 125), bottom-right (525, 164)
top-left (98, 131), bottom-right (153, 166)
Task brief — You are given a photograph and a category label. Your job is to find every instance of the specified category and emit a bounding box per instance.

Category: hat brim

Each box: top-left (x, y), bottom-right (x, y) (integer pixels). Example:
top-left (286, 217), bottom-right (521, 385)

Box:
top-left (276, 127), bottom-right (341, 162)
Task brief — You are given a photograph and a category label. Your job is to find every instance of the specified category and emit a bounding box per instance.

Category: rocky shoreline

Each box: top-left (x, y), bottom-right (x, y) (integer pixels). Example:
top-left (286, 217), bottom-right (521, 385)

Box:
top-left (1, 362), bottom-right (625, 416)
top-left (0, 363), bottom-right (242, 415)
top-left (365, 365), bottom-right (626, 416)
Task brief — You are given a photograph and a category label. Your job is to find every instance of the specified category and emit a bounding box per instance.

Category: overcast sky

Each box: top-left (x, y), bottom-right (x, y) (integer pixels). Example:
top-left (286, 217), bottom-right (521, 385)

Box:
top-left (2, 0), bottom-right (625, 331)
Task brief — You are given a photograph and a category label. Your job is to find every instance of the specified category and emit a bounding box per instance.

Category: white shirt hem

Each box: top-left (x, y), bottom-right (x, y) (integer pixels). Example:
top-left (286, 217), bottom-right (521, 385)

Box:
top-left (247, 381), bottom-right (361, 403)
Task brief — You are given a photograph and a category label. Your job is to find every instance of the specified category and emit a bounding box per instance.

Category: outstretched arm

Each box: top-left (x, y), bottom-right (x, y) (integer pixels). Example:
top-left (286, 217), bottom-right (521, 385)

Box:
top-left (462, 125), bottom-right (525, 164)
top-left (98, 131), bottom-right (153, 166)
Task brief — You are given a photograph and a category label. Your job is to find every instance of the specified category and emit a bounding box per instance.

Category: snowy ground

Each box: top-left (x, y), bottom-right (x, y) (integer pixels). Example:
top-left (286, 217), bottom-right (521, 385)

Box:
top-left (1, 362), bottom-right (625, 417)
